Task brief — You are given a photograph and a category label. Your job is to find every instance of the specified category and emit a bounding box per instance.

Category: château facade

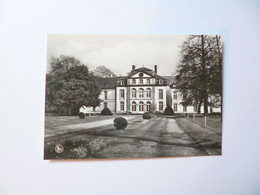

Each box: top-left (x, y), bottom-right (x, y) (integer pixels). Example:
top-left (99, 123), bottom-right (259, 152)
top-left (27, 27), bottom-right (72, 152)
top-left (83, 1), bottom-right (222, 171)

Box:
top-left (81, 65), bottom-right (220, 114)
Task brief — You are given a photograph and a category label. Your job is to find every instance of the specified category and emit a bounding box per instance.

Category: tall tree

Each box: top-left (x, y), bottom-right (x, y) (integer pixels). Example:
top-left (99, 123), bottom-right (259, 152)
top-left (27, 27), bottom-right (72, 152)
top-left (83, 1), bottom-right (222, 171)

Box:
top-left (45, 56), bottom-right (102, 115)
top-left (175, 35), bottom-right (222, 115)
top-left (93, 66), bottom-right (116, 78)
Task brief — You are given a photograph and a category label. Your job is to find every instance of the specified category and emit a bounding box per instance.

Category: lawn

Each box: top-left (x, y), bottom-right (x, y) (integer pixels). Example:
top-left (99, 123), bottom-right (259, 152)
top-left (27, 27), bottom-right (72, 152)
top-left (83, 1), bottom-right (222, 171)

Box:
top-left (45, 115), bottom-right (115, 129)
top-left (186, 115), bottom-right (222, 134)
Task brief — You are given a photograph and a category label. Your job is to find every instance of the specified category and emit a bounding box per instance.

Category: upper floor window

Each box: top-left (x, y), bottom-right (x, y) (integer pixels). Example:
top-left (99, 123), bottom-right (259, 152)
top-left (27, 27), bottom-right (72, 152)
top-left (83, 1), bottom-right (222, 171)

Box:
top-left (139, 79), bottom-right (143, 84)
top-left (132, 88), bottom-right (136, 98)
top-left (147, 79), bottom-right (150, 84)
top-left (159, 80), bottom-right (163, 84)
top-left (146, 88), bottom-right (151, 98)
top-left (193, 105), bottom-right (197, 112)
top-left (159, 89), bottom-right (163, 99)
top-left (173, 91), bottom-right (177, 99)
top-left (132, 79), bottom-right (136, 84)
top-left (120, 89), bottom-right (125, 99)
top-left (139, 88), bottom-right (144, 98)
top-left (120, 80), bottom-right (124, 85)
top-left (104, 91), bottom-right (107, 99)
top-left (183, 105), bottom-right (187, 112)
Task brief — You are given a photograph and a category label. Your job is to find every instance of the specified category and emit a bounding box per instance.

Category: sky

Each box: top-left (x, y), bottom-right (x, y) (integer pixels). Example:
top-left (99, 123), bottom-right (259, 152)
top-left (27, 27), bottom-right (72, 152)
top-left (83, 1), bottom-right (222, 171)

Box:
top-left (46, 34), bottom-right (187, 76)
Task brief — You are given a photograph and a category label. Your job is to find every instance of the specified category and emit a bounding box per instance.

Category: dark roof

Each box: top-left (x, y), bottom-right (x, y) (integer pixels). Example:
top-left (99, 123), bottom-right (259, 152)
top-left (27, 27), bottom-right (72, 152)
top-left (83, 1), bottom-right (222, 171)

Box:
top-left (128, 67), bottom-right (154, 77)
top-left (94, 77), bottom-right (121, 89)
top-left (161, 76), bottom-right (175, 83)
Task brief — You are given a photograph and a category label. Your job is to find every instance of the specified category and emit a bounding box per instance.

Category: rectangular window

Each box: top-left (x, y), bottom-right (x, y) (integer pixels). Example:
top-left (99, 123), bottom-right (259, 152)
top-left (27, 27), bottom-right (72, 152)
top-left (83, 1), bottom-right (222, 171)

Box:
top-left (120, 89), bottom-right (125, 99)
top-left (147, 79), bottom-right (150, 84)
top-left (183, 105), bottom-right (187, 112)
top-left (194, 106), bottom-right (197, 112)
top-left (159, 89), bottom-right (163, 99)
top-left (104, 91), bottom-right (107, 99)
top-left (174, 103), bottom-right (178, 112)
top-left (120, 102), bottom-right (124, 111)
top-left (132, 79), bottom-right (136, 84)
top-left (159, 102), bottom-right (163, 111)
top-left (139, 79), bottom-right (143, 84)
top-left (104, 102), bottom-right (107, 108)
top-left (173, 91), bottom-right (177, 99)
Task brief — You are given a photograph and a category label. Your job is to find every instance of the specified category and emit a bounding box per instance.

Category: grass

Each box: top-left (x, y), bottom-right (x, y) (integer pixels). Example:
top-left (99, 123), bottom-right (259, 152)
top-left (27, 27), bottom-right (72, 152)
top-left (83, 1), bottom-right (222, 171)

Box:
top-left (186, 115), bottom-right (222, 134)
top-left (45, 115), bottom-right (115, 129)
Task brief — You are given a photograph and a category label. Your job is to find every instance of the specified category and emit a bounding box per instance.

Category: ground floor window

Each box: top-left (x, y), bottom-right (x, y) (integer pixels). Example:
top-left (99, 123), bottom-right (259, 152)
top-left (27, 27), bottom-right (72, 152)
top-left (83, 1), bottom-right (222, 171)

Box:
top-left (174, 103), bottom-right (177, 112)
top-left (139, 101), bottom-right (144, 111)
top-left (120, 102), bottom-right (124, 111)
top-left (104, 102), bottom-right (107, 108)
top-left (183, 105), bottom-right (187, 112)
top-left (132, 102), bottom-right (136, 111)
top-left (159, 102), bottom-right (163, 111)
top-left (193, 105), bottom-right (197, 112)
top-left (146, 101), bottom-right (151, 112)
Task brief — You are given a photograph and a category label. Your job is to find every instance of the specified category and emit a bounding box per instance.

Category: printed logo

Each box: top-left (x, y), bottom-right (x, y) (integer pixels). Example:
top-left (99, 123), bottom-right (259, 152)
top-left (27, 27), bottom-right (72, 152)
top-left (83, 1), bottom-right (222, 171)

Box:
top-left (55, 144), bottom-right (64, 153)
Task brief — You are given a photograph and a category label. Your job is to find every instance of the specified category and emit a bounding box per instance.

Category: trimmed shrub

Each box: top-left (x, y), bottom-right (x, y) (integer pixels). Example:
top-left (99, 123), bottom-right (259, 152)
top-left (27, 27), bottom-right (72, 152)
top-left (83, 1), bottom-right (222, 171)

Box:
top-left (78, 112), bottom-right (85, 119)
top-left (142, 112), bottom-right (151, 119)
top-left (163, 106), bottom-right (174, 115)
top-left (101, 107), bottom-right (112, 115)
top-left (113, 117), bottom-right (128, 130)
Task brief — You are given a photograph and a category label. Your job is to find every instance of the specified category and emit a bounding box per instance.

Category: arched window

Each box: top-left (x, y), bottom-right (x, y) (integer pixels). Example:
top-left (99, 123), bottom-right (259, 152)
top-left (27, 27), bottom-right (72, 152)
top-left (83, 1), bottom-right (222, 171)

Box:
top-left (132, 88), bottom-right (136, 98)
top-left (146, 88), bottom-right (151, 98)
top-left (146, 101), bottom-right (151, 112)
top-left (139, 101), bottom-right (144, 112)
top-left (139, 88), bottom-right (144, 98)
top-left (132, 101), bottom-right (136, 112)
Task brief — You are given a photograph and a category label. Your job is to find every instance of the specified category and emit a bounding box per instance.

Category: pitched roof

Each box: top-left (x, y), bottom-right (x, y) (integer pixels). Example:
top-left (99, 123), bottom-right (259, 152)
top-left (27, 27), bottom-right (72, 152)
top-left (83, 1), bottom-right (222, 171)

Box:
top-left (94, 77), bottom-right (121, 89)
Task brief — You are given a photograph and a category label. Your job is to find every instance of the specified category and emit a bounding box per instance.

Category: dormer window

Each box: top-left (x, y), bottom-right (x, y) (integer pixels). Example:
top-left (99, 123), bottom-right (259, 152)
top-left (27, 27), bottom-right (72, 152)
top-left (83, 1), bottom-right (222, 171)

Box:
top-left (120, 80), bottom-right (124, 85)
top-left (159, 80), bottom-right (163, 84)
top-left (139, 73), bottom-right (143, 77)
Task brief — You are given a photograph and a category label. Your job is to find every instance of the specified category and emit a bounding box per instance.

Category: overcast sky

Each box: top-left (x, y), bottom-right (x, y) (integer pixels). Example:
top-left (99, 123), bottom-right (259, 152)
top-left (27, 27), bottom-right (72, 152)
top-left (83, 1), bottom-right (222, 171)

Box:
top-left (46, 34), bottom-right (187, 76)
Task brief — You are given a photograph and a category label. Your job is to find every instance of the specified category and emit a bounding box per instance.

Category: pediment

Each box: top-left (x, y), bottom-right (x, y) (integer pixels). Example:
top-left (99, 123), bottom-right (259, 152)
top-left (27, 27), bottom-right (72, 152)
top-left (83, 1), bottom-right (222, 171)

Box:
top-left (130, 72), bottom-right (153, 78)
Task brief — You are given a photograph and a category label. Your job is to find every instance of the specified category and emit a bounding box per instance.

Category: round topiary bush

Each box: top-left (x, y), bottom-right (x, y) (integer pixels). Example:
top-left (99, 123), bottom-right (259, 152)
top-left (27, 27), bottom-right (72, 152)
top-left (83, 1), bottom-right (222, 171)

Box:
top-left (78, 112), bottom-right (85, 119)
top-left (163, 106), bottom-right (174, 115)
top-left (113, 117), bottom-right (128, 130)
top-left (101, 107), bottom-right (112, 115)
top-left (142, 112), bottom-right (151, 119)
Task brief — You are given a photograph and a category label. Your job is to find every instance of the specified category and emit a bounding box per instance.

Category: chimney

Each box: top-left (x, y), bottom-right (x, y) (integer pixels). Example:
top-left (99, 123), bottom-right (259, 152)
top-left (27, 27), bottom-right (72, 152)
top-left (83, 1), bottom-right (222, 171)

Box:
top-left (154, 65), bottom-right (157, 74)
top-left (132, 65), bottom-right (135, 70)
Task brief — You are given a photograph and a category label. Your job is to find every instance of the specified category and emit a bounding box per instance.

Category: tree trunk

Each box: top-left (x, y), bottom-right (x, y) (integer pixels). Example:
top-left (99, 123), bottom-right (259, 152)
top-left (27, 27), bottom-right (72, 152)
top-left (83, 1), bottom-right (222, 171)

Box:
top-left (198, 101), bottom-right (202, 114)
top-left (216, 35), bottom-right (222, 117)
top-left (201, 35), bottom-right (208, 115)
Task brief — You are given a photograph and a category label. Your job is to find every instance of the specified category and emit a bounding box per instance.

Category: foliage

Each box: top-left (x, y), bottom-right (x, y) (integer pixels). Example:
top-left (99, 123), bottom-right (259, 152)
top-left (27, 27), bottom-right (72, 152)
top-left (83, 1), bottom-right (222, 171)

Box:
top-left (113, 117), bottom-right (128, 130)
top-left (45, 55), bottom-right (102, 115)
top-left (78, 112), bottom-right (85, 119)
top-left (44, 137), bottom-right (106, 159)
top-left (163, 106), bottom-right (174, 115)
top-left (142, 112), bottom-right (151, 119)
top-left (101, 107), bottom-right (112, 115)
top-left (175, 35), bottom-right (222, 114)
top-left (93, 65), bottom-right (116, 78)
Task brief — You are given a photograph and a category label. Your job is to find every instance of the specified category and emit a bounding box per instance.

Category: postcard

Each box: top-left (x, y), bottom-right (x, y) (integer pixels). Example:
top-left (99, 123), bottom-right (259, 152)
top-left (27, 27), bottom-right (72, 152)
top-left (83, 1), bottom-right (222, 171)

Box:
top-left (44, 34), bottom-right (222, 160)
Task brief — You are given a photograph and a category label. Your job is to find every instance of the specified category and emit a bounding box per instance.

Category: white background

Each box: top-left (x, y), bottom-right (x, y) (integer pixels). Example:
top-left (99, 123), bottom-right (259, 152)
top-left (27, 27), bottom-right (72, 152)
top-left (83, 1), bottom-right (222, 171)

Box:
top-left (0, 0), bottom-right (259, 194)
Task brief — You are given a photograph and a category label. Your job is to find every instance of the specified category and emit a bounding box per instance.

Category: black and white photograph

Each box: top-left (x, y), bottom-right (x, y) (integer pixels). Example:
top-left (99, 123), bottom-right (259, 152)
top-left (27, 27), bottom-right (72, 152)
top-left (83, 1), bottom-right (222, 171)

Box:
top-left (44, 34), bottom-right (223, 160)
